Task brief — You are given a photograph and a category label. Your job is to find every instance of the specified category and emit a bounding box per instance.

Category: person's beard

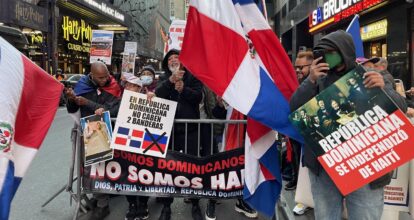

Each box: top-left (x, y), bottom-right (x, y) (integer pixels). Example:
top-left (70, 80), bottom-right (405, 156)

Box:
top-left (169, 63), bottom-right (179, 73)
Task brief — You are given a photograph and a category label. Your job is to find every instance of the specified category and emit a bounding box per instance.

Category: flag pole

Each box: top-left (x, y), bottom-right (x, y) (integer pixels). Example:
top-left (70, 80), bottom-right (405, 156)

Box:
top-left (346, 14), bottom-right (360, 32)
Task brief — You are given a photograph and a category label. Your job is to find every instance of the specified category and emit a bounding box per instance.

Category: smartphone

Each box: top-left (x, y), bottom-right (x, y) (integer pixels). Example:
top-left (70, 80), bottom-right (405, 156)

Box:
top-left (313, 49), bottom-right (326, 64)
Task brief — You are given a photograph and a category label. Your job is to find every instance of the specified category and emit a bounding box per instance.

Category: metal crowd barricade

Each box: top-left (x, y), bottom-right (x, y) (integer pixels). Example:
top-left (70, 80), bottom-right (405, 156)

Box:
top-left (42, 118), bottom-right (291, 219)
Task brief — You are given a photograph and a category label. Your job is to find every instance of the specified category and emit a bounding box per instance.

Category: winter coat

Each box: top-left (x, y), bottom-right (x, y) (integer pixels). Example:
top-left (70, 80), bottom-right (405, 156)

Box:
top-left (289, 30), bottom-right (407, 189)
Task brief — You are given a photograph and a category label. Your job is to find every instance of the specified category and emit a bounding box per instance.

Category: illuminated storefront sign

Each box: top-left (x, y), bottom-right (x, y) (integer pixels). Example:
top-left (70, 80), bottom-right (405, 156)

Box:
top-left (83, 0), bottom-right (125, 22)
top-left (62, 16), bottom-right (92, 43)
top-left (309, 0), bottom-right (385, 33)
top-left (67, 43), bottom-right (90, 53)
top-left (62, 16), bottom-right (92, 53)
top-left (360, 19), bottom-right (387, 41)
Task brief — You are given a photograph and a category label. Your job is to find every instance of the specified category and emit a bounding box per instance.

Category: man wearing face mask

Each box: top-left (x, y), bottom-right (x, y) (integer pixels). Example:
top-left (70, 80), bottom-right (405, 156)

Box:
top-left (155, 49), bottom-right (203, 220)
top-left (65, 62), bottom-right (121, 220)
top-left (290, 30), bottom-right (407, 220)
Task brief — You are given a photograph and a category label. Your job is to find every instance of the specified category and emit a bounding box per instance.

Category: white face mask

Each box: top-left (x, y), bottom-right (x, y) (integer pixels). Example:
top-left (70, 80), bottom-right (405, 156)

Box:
top-left (140, 75), bottom-right (153, 86)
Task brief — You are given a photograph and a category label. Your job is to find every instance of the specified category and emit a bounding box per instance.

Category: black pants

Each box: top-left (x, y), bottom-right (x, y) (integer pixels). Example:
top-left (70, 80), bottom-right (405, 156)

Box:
top-left (126, 195), bottom-right (149, 205)
top-left (290, 139), bottom-right (302, 182)
top-left (200, 124), bottom-right (218, 157)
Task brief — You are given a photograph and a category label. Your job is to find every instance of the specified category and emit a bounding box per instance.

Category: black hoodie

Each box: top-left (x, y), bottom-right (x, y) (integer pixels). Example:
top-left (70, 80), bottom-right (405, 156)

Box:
top-left (155, 49), bottom-right (203, 133)
top-left (289, 30), bottom-right (407, 189)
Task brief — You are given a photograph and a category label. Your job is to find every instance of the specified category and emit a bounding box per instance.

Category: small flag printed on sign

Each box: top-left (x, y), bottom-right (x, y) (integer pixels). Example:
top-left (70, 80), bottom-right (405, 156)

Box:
top-left (115, 126), bottom-right (144, 148)
top-left (142, 132), bottom-right (168, 153)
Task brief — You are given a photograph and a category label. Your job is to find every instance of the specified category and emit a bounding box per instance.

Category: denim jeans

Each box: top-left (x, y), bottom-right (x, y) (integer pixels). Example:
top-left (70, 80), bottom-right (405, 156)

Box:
top-left (309, 169), bottom-right (384, 220)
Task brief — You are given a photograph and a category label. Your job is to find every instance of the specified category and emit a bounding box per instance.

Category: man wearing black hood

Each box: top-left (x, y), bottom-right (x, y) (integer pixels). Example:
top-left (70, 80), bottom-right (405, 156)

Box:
top-left (290, 30), bottom-right (407, 220)
top-left (155, 49), bottom-right (203, 220)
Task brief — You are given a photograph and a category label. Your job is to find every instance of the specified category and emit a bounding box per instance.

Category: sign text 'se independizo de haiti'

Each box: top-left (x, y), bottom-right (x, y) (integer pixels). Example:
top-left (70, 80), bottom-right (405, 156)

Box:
top-left (111, 91), bottom-right (177, 158)
top-left (289, 66), bottom-right (414, 195)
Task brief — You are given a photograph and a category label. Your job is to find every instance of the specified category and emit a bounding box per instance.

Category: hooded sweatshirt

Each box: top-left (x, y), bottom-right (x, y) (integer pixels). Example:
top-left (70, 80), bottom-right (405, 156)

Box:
top-left (289, 30), bottom-right (407, 189)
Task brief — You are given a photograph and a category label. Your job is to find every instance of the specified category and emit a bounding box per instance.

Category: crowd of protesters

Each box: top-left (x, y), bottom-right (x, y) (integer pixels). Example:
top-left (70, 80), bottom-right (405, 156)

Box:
top-left (62, 30), bottom-right (413, 220)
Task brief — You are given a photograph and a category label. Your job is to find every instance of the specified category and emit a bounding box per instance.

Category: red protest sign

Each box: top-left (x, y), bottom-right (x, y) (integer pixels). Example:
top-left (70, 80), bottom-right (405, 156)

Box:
top-left (289, 66), bottom-right (414, 195)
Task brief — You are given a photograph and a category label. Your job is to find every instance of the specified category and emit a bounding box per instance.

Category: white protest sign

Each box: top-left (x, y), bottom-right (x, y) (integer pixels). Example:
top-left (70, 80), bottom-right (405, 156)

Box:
top-left (90, 30), bottom-right (114, 65)
top-left (121, 41), bottom-right (138, 76)
top-left (111, 90), bottom-right (177, 158)
top-left (383, 163), bottom-right (410, 212)
top-left (168, 20), bottom-right (186, 51)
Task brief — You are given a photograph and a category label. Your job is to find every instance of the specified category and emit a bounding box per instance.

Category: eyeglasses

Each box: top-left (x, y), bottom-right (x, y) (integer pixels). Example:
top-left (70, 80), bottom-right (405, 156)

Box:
top-left (294, 64), bottom-right (311, 70)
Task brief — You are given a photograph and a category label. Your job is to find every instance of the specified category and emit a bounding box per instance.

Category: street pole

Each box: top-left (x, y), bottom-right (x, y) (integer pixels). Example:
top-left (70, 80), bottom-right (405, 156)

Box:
top-left (48, 0), bottom-right (58, 75)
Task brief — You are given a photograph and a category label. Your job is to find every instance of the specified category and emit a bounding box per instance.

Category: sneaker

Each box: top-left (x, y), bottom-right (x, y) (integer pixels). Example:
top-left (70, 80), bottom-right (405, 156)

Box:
top-left (235, 200), bottom-right (258, 218)
top-left (125, 203), bottom-right (137, 220)
top-left (205, 201), bottom-right (216, 220)
top-left (284, 180), bottom-right (297, 191)
top-left (191, 204), bottom-right (203, 220)
top-left (158, 205), bottom-right (171, 220)
top-left (90, 205), bottom-right (110, 220)
top-left (136, 203), bottom-right (149, 220)
top-left (293, 203), bottom-right (312, 215)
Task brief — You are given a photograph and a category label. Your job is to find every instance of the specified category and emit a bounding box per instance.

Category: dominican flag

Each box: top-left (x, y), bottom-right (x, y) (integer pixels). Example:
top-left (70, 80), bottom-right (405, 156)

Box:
top-left (142, 133), bottom-right (168, 153)
top-left (180, 0), bottom-right (302, 217)
top-left (222, 107), bottom-right (245, 151)
top-left (0, 37), bottom-right (63, 219)
top-left (114, 127), bottom-right (144, 148)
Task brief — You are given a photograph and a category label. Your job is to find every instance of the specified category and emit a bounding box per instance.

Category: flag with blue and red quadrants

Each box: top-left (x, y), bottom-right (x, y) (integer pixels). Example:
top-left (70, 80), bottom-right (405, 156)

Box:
top-left (114, 126), bottom-right (144, 148)
top-left (142, 132), bottom-right (168, 153)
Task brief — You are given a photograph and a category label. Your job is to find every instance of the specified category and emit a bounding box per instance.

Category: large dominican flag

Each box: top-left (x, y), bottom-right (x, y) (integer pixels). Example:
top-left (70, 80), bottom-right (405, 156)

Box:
top-left (181, 0), bottom-right (302, 217)
top-left (0, 37), bottom-right (63, 219)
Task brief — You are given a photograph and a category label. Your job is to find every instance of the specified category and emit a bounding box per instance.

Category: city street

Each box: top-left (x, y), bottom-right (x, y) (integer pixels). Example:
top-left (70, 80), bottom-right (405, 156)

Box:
top-left (9, 108), bottom-right (286, 220)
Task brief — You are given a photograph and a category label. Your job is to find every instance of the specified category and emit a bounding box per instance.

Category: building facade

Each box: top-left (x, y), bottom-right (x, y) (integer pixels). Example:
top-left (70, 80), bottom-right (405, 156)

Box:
top-left (275, 0), bottom-right (414, 87)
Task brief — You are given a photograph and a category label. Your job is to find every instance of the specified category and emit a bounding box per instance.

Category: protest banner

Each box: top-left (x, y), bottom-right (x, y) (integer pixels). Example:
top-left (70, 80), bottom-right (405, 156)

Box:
top-left (167, 19), bottom-right (186, 51)
top-left (90, 30), bottom-right (114, 65)
top-left (383, 163), bottom-right (409, 212)
top-left (80, 111), bottom-right (113, 166)
top-left (82, 148), bottom-right (244, 199)
top-left (111, 90), bottom-right (177, 158)
top-left (121, 41), bottom-right (138, 76)
top-left (289, 65), bottom-right (414, 195)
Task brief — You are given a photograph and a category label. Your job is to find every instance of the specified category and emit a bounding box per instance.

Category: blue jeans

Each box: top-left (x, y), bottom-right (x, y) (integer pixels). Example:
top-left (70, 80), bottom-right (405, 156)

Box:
top-left (308, 169), bottom-right (384, 220)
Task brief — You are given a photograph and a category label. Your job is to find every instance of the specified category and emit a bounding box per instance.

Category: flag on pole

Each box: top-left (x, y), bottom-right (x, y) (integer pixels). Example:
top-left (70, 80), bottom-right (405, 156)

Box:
top-left (346, 15), bottom-right (364, 58)
top-left (0, 37), bottom-right (63, 219)
top-left (180, 0), bottom-right (301, 216)
top-left (222, 107), bottom-right (245, 151)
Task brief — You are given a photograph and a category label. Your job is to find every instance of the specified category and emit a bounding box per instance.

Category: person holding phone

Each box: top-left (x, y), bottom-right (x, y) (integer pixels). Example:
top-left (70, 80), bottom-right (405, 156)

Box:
top-left (290, 30), bottom-right (407, 220)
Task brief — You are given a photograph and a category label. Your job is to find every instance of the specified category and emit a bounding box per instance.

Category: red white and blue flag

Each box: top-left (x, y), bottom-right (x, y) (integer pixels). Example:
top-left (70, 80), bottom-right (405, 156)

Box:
top-left (142, 133), bottom-right (168, 153)
top-left (180, 0), bottom-right (302, 216)
top-left (114, 127), bottom-right (144, 149)
top-left (0, 37), bottom-right (63, 219)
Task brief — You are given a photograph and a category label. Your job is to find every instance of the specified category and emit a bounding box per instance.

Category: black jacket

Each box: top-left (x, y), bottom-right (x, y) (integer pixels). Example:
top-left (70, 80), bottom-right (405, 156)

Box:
top-left (66, 76), bottom-right (120, 118)
top-left (289, 30), bottom-right (407, 189)
top-left (155, 67), bottom-right (202, 134)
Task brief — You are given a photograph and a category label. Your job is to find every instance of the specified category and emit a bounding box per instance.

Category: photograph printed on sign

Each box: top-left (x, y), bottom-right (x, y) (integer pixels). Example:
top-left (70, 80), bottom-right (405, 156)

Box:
top-left (89, 30), bottom-right (114, 65)
top-left (111, 90), bottom-right (177, 158)
top-left (289, 65), bottom-right (414, 195)
top-left (80, 111), bottom-right (114, 166)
